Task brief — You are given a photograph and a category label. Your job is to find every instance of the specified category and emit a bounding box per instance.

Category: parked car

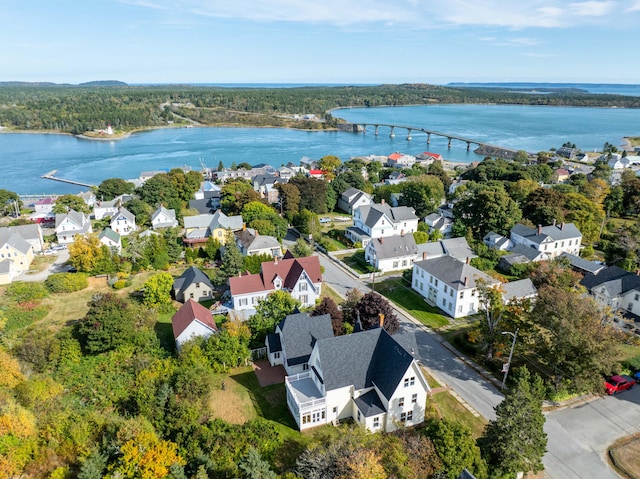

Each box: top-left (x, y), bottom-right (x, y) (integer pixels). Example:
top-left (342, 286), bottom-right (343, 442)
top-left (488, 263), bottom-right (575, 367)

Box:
top-left (319, 217), bottom-right (331, 224)
top-left (605, 375), bottom-right (636, 395)
top-left (633, 371), bottom-right (640, 383)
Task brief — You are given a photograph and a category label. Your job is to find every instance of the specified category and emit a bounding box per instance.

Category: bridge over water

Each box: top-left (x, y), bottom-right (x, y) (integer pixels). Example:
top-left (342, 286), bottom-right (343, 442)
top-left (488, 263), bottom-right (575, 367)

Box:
top-left (354, 122), bottom-right (518, 156)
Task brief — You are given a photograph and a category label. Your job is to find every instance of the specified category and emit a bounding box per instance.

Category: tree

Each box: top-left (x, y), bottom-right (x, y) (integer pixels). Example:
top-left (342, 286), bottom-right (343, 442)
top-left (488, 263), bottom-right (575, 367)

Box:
top-left (96, 178), bottom-right (135, 201)
top-left (453, 183), bottom-right (522, 238)
top-left (289, 176), bottom-right (329, 214)
top-left (124, 198), bottom-right (153, 226)
top-left (313, 297), bottom-right (344, 336)
top-left (275, 182), bottom-right (301, 220)
top-left (242, 201), bottom-right (287, 238)
top-left (142, 273), bottom-right (174, 311)
top-left (341, 288), bottom-right (363, 324)
top-left (289, 238), bottom-right (313, 258)
top-left (563, 192), bottom-right (604, 244)
top-left (53, 194), bottom-right (90, 214)
top-left (221, 230), bottom-right (243, 277)
top-left (136, 173), bottom-right (182, 212)
top-left (513, 150), bottom-right (529, 164)
top-left (204, 236), bottom-right (221, 261)
top-left (413, 231), bottom-right (429, 244)
top-left (603, 185), bottom-right (624, 217)
top-left (477, 281), bottom-right (508, 361)
top-left (76, 293), bottom-right (152, 354)
top-left (202, 323), bottom-right (251, 372)
top-left (531, 279), bottom-right (617, 394)
top-left (522, 188), bottom-right (565, 226)
top-left (237, 447), bottom-right (276, 479)
top-left (221, 179), bottom-right (261, 215)
top-left (68, 234), bottom-right (116, 274)
top-left (508, 179), bottom-right (540, 203)
top-left (248, 290), bottom-right (301, 347)
top-left (0, 189), bottom-right (20, 216)
top-left (354, 292), bottom-right (399, 334)
top-left (426, 418), bottom-right (487, 479)
top-left (398, 175), bottom-right (445, 218)
top-left (108, 432), bottom-right (185, 479)
top-left (294, 208), bottom-right (321, 238)
top-left (479, 367), bottom-right (547, 477)
top-left (318, 155), bottom-right (342, 179)
top-left (242, 253), bottom-right (272, 274)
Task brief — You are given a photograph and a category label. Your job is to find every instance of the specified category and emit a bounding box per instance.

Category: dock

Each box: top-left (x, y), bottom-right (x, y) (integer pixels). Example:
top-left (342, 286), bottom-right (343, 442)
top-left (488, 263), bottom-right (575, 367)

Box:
top-left (40, 170), bottom-right (95, 188)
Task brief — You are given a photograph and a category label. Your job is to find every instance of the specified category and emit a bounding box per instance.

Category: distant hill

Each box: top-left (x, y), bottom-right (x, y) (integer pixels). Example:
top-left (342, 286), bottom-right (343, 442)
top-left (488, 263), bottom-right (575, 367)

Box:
top-left (0, 80), bottom-right (128, 87)
top-left (78, 80), bottom-right (128, 87)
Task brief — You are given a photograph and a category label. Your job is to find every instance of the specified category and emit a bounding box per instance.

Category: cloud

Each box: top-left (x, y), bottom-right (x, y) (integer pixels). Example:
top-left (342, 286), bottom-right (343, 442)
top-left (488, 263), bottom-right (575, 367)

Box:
top-left (114, 0), bottom-right (632, 29)
top-left (480, 36), bottom-right (541, 46)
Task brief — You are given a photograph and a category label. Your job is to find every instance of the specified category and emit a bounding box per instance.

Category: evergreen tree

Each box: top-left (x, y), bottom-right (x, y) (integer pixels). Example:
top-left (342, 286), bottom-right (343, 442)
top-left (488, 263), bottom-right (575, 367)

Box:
top-left (238, 447), bottom-right (276, 479)
top-left (222, 230), bottom-right (243, 278)
top-left (479, 367), bottom-right (547, 477)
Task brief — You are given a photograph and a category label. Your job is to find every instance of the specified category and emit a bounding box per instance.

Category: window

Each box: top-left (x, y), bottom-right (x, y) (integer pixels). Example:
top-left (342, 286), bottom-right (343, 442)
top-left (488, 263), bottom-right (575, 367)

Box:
top-left (303, 363), bottom-right (309, 371)
top-left (300, 295), bottom-right (308, 304)
top-left (448, 301), bottom-right (452, 310)
top-left (442, 298), bottom-right (446, 306)
top-left (449, 289), bottom-right (453, 297)
top-left (274, 352), bottom-right (280, 359)
top-left (407, 411), bottom-right (413, 421)
top-left (635, 293), bottom-right (639, 301)
top-left (435, 279), bottom-right (439, 287)
top-left (400, 412), bottom-right (407, 422)
top-left (402, 259), bottom-right (407, 267)
top-left (471, 289), bottom-right (476, 297)
top-left (373, 417), bottom-right (380, 428)
top-left (239, 298), bottom-right (248, 306)
top-left (195, 282), bottom-right (200, 288)
top-left (459, 291), bottom-right (464, 299)
top-left (429, 276), bottom-right (433, 284)
top-left (404, 377), bottom-right (415, 387)
top-left (299, 282), bottom-right (307, 292)
top-left (398, 397), bottom-right (404, 407)
top-left (393, 261), bottom-right (399, 268)
top-left (357, 410), bottom-right (361, 422)
top-left (190, 293), bottom-right (194, 299)
top-left (421, 270), bottom-right (424, 278)
top-left (458, 305), bottom-right (463, 313)
top-left (412, 393), bottom-right (417, 404)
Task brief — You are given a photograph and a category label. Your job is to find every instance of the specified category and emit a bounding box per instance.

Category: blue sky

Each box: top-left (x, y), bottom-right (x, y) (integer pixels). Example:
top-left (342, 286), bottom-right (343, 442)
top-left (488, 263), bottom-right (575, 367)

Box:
top-left (2, 0), bottom-right (640, 84)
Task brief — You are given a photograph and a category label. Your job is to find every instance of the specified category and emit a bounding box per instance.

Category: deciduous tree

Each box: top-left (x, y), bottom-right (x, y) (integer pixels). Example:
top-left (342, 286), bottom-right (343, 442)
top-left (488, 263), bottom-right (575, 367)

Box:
top-left (222, 230), bottom-right (243, 277)
top-left (142, 272), bottom-right (174, 311)
top-left (248, 290), bottom-right (301, 348)
top-left (312, 297), bottom-right (344, 336)
top-left (53, 194), bottom-right (90, 214)
top-left (354, 292), bottom-right (399, 334)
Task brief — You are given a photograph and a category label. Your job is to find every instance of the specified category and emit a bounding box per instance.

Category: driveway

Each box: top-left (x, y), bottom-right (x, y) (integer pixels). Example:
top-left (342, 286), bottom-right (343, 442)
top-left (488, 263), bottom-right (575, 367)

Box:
top-left (15, 249), bottom-right (70, 282)
top-left (317, 249), bottom-right (637, 479)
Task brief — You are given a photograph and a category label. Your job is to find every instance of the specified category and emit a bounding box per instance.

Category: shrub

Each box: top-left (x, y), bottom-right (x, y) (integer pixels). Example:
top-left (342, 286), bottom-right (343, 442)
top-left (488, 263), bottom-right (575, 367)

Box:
top-left (2, 303), bottom-right (49, 332)
top-left (5, 282), bottom-right (48, 303)
top-left (45, 272), bottom-right (89, 293)
top-left (113, 279), bottom-right (127, 289)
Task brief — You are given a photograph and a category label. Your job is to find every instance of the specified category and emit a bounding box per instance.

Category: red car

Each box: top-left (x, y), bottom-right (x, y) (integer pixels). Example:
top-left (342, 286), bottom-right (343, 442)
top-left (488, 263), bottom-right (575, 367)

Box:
top-left (605, 375), bottom-right (636, 395)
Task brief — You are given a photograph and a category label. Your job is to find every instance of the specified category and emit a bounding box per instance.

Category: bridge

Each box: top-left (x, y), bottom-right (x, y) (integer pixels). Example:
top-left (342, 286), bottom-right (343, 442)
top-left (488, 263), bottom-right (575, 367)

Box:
top-left (41, 170), bottom-right (95, 188)
top-left (354, 122), bottom-right (518, 156)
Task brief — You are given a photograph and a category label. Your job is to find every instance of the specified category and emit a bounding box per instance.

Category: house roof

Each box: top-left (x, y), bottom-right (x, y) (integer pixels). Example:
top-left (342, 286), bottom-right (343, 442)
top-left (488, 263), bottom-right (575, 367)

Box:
top-left (183, 210), bottom-right (243, 231)
top-left (110, 207), bottom-right (135, 224)
top-left (559, 252), bottom-right (605, 275)
top-left (55, 210), bottom-right (91, 233)
top-left (414, 256), bottom-right (498, 290)
top-left (509, 244), bottom-right (546, 261)
top-left (235, 229), bottom-right (281, 253)
top-left (173, 266), bottom-right (213, 293)
top-left (98, 227), bottom-right (121, 243)
top-left (0, 230), bottom-right (32, 255)
top-left (354, 389), bottom-right (386, 417)
top-left (356, 203), bottom-right (418, 228)
top-left (266, 333), bottom-right (282, 353)
top-left (151, 206), bottom-right (177, 224)
top-left (277, 313), bottom-right (333, 366)
top-left (502, 279), bottom-right (537, 302)
top-left (368, 234), bottom-right (418, 260)
top-left (510, 223), bottom-right (582, 244)
top-left (483, 231), bottom-right (512, 249)
top-left (581, 266), bottom-right (640, 296)
top-left (314, 328), bottom-right (415, 400)
top-left (229, 256), bottom-right (322, 296)
top-left (441, 237), bottom-right (477, 261)
top-left (171, 299), bottom-right (217, 340)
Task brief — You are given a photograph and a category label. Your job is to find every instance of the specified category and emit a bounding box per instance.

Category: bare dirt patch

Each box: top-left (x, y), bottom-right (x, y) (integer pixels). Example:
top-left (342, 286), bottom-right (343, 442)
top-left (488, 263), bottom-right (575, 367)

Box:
top-left (609, 435), bottom-right (640, 479)
top-left (208, 384), bottom-right (256, 425)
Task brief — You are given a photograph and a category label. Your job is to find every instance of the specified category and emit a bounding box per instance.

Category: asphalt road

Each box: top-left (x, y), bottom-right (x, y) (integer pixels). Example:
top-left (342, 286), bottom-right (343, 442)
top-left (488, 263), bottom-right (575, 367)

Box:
top-left (317, 249), bottom-right (640, 479)
top-left (15, 249), bottom-right (70, 282)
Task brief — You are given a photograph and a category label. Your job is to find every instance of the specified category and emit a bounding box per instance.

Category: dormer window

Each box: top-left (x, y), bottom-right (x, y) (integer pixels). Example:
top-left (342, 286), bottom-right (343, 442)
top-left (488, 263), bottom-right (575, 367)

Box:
top-left (274, 278), bottom-right (282, 289)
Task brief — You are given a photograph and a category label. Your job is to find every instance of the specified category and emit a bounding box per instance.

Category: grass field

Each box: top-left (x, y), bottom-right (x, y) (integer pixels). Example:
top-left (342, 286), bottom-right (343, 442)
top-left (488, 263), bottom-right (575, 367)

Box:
top-left (321, 284), bottom-right (345, 304)
top-left (609, 434), bottom-right (640, 479)
top-left (375, 278), bottom-right (449, 329)
top-left (335, 250), bottom-right (376, 274)
top-left (427, 389), bottom-right (488, 438)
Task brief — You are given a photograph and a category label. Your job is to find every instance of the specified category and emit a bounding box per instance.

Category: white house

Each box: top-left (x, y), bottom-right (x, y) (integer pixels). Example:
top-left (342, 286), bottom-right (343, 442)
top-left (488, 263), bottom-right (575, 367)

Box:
top-left (509, 222), bottom-right (582, 259)
top-left (171, 299), bottom-right (218, 350)
top-left (581, 266), bottom-right (640, 318)
top-left (229, 255), bottom-right (322, 311)
top-left (266, 312), bottom-right (334, 375)
top-left (387, 152), bottom-right (416, 168)
top-left (365, 234), bottom-right (418, 273)
top-left (98, 228), bottom-right (122, 253)
top-left (151, 206), bottom-right (179, 230)
top-left (234, 228), bottom-right (282, 258)
top-left (109, 207), bottom-right (136, 236)
top-left (337, 187), bottom-right (374, 215)
top-left (55, 210), bottom-right (93, 244)
top-left (425, 213), bottom-right (454, 238)
top-left (346, 202), bottom-right (419, 247)
top-left (412, 256), bottom-right (499, 318)
top-left (93, 198), bottom-right (121, 220)
top-left (285, 327), bottom-right (429, 432)
top-left (483, 232), bottom-right (514, 251)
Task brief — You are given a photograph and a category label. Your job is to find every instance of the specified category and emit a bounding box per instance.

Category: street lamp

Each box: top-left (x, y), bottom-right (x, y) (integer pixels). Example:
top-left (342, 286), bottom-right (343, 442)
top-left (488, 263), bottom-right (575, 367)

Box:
top-left (500, 328), bottom-right (519, 390)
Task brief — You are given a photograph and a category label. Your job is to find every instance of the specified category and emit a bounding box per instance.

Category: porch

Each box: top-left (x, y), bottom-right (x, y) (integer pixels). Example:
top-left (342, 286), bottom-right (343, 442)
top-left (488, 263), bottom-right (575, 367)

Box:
top-left (285, 371), bottom-right (327, 430)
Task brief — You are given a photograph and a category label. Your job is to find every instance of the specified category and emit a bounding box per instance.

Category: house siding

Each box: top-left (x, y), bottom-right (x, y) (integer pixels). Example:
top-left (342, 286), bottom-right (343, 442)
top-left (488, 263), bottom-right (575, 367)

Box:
top-left (176, 321), bottom-right (216, 349)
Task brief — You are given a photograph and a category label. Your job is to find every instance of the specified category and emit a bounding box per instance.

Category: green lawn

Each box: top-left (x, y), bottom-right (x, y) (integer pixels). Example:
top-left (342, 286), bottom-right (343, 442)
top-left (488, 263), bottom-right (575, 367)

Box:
top-left (335, 250), bottom-right (377, 275)
top-left (321, 284), bottom-right (345, 304)
top-left (427, 390), bottom-right (487, 439)
top-left (375, 278), bottom-right (449, 329)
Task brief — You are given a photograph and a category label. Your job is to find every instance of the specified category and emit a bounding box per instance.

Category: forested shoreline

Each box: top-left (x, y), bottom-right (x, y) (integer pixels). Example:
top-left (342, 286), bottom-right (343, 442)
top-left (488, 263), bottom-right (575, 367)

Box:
top-left (1, 83), bottom-right (639, 135)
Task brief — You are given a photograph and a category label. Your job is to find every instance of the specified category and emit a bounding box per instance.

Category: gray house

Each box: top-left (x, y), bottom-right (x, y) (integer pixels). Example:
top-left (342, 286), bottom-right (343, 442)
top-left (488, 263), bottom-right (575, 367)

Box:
top-left (172, 266), bottom-right (214, 303)
top-left (337, 188), bottom-right (373, 215)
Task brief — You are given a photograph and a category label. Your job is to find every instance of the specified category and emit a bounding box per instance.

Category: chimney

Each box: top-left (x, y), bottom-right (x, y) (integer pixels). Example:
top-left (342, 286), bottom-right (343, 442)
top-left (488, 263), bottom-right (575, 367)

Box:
top-left (422, 252), bottom-right (427, 260)
top-left (561, 222), bottom-right (565, 230)
top-left (537, 224), bottom-right (542, 235)
top-left (465, 256), bottom-right (470, 264)
top-left (242, 222), bottom-right (246, 231)
top-left (401, 229), bottom-right (404, 236)
top-left (378, 313), bottom-right (385, 328)
top-left (552, 218), bottom-right (557, 226)
top-left (381, 198), bottom-right (385, 204)
top-left (274, 256), bottom-right (278, 265)
top-left (380, 237), bottom-right (384, 244)
top-left (464, 276), bottom-right (468, 286)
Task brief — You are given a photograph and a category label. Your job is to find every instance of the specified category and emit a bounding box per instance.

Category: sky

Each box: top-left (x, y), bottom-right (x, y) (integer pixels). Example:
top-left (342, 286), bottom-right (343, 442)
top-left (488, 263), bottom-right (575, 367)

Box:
top-left (1, 0), bottom-right (640, 85)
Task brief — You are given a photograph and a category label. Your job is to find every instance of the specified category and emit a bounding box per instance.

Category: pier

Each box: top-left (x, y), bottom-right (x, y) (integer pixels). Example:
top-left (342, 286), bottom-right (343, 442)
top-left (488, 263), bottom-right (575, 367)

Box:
top-left (40, 170), bottom-right (95, 188)
top-left (357, 123), bottom-right (518, 157)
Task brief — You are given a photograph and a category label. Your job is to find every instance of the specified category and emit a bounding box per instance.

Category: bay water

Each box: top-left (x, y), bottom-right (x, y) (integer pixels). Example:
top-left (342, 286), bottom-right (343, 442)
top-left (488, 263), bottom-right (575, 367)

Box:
top-left (1, 103), bottom-right (639, 195)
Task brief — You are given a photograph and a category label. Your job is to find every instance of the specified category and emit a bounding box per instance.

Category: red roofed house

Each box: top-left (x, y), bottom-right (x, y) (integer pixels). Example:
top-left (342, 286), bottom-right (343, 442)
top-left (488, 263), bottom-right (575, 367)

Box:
top-left (308, 169), bottom-right (325, 179)
top-left (229, 255), bottom-right (323, 311)
top-left (171, 299), bottom-right (218, 349)
top-left (387, 152), bottom-right (416, 168)
top-left (551, 168), bottom-right (571, 184)
top-left (417, 151), bottom-right (443, 163)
